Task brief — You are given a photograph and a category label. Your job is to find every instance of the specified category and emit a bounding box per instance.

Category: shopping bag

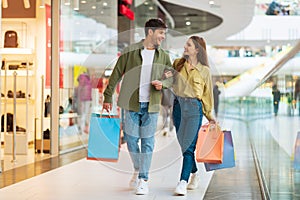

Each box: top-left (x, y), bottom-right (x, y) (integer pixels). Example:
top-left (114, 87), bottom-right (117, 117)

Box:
top-left (294, 132), bottom-right (300, 170)
top-left (196, 123), bottom-right (224, 164)
top-left (87, 113), bottom-right (121, 162)
top-left (205, 130), bottom-right (235, 171)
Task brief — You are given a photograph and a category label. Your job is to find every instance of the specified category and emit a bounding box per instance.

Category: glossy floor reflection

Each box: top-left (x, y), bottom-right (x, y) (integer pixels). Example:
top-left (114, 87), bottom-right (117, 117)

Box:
top-left (3, 98), bottom-right (300, 199)
top-left (0, 130), bottom-right (214, 200)
top-left (250, 116), bottom-right (300, 199)
top-left (0, 115), bottom-right (269, 200)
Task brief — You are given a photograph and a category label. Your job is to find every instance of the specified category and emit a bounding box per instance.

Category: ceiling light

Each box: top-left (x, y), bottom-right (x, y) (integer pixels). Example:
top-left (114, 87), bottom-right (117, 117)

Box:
top-left (149, 6), bottom-right (153, 10)
top-left (81, 0), bottom-right (86, 3)
top-left (2, 0), bottom-right (8, 8)
top-left (92, 6), bottom-right (96, 9)
top-left (64, 0), bottom-right (71, 6)
top-left (209, 0), bottom-right (215, 5)
top-left (186, 21), bottom-right (191, 26)
top-left (103, 2), bottom-right (107, 7)
top-left (39, 0), bottom-right (45, 8)
top-left (73, 0), bottom-right (79, 10)
top-left (23, 0), bottom-right (30, 8)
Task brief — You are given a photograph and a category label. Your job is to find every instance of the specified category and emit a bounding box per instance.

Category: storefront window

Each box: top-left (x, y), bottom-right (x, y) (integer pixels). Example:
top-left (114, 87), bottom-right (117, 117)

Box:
top-left (59, 0), bottom-right (117, 152)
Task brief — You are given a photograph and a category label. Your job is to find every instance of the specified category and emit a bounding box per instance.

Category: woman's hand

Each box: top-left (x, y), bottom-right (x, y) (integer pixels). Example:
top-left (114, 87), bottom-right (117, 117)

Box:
top-left (209, 119), bottom-right (217, 124)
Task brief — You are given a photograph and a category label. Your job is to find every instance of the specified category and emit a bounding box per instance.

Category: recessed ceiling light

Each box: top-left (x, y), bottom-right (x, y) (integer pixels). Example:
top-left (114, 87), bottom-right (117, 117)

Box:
top-left (64, 0), bottom-right (71, 5)
top-left (92, 6), bottom-right (96, 9)
top-left (81, 0), bottom-right (86, 3)
top-left (186, 21), bottom-right (191, 26)
top-left (103, 2), bottom-right (108, 7)
top-left (149, 6), bottom-right (153, 10)
top-left (74, 0), bottom-right (79, 10)
top-left (209, 0), bottom-right (215, 5)
top-left (3, 0), bottom-right (8, 8)
top-left (23, 0), bottom-right (30, 8)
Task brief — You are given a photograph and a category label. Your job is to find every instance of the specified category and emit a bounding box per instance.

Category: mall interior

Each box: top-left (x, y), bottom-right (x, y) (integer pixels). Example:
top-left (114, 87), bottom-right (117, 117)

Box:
top-left (1, 0), bottom-right (300, 199)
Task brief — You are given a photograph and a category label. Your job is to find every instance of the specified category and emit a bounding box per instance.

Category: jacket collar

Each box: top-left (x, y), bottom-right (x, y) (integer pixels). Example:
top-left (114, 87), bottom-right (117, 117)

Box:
top-left (137, 39), bottom-right (161, 51)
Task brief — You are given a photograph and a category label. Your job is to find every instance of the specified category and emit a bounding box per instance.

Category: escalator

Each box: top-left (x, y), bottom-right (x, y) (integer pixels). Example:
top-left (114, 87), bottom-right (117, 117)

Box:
top-left (223, 40), bottom-right (300, 97)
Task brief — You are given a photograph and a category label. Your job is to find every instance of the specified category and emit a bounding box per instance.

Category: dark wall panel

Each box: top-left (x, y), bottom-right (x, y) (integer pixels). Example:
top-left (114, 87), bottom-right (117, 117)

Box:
top-left (2, 0), bottom-right (36, 18)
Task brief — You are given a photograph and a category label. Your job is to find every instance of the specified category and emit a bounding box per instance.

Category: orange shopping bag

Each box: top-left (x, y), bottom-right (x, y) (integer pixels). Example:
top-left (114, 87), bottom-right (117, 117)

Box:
top-left (196, 123), bottom-right (224, 163)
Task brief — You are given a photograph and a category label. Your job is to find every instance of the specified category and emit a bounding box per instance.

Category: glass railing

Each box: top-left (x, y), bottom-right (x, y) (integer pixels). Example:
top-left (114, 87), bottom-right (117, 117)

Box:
top-left (220, 96), bottom-right (300, 199)
top-left (255, 3), bottom-right (300, 16)
top-left (219, 96), bottom-right (272, 119)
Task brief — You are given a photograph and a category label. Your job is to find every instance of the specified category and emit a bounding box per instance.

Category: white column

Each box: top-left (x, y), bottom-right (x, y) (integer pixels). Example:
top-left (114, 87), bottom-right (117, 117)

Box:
top-left (50, 0), bottom-right (60, 155)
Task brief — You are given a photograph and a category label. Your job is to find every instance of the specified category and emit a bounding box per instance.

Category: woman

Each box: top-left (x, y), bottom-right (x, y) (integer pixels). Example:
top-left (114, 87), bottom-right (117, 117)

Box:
top-left (172, 36), bottom-right (216, 195)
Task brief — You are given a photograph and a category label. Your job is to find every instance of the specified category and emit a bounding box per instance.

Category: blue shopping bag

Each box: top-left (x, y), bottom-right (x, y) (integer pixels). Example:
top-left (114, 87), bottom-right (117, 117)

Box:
top-left (87, 113), bottom-right (121, 162)
top-left (294, 132), bottom-right (300, 170)
top-left (204, 130), bottom-right (235, 171)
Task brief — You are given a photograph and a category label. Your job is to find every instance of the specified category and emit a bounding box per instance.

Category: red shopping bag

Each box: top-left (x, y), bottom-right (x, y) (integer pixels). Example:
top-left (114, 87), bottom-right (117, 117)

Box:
top-left (196, 123), bottom-right (224, 164)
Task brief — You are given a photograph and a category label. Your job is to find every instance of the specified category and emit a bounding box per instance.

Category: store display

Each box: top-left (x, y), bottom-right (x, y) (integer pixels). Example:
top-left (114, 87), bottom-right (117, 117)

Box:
top-left (1, 113), bottom-right (26, 132)
top-left (16, 90), bottom-right (25, 98)
top-left (43, 129), bottom-right (50, 139)
top-left (7, 90), bottom-right (13, 98)
top-left (4, 30), bottom-right (18, 48)
top-left (1, 113), bottom-right (13, 132)
top-left (1, 60), bottom-right (5, 69)
top-left (1, 45), bottom-right (35, 155)
top-left (8, 64), bottom-right (19, 70)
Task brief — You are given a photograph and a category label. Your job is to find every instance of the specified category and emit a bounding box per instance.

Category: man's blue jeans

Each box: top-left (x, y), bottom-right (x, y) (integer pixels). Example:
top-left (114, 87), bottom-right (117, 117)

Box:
top-left (173, 97), bottom-right (203, 182)
top-left (123, 102), bottom-right (159, 180)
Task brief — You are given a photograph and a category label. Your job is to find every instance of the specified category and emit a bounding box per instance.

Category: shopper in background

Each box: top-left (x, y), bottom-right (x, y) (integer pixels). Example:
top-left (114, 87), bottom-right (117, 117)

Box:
top-left (75, 72), bottom-right (92, 133)
top-left (103, 18), bottom-right (173, 195)
top-left (272, 84), bottom-right (281, 116)
top-left (213, 84), bottom-right (221, 117)
top-left (44, 95), bottom-right (51, 117)
top-left (295, 79), bottom-right (300, 116)
top-left (161, 88), bottom-right (175, 136)
top-left (172, 36), bottom-right (216, 195)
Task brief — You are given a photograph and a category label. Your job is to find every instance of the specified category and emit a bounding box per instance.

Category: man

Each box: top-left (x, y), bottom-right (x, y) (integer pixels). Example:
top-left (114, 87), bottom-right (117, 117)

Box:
top-left (272, 84), bottom-right (281, 116)
top-left (103, 18), bottom-right (173, 195)
top-left (213, 84), bottom-right (221, 117)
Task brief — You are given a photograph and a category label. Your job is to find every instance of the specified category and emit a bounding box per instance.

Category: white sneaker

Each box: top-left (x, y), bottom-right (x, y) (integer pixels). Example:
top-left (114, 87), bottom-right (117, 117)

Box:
top-left (174, 180), bottom-right (187, 195)
top-left (135, 179), bottom-right (149, 195)
top-left (187, 173), bottom-right (200, 190)
top-left (129, 171), bottom-right (138, 189)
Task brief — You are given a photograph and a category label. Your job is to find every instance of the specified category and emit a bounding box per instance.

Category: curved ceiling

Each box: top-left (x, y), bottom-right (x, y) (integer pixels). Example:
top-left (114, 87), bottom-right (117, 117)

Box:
top-left (160, 0), bottom-right (256, 48)
top-left (136, 1), bottom-right (223, 36)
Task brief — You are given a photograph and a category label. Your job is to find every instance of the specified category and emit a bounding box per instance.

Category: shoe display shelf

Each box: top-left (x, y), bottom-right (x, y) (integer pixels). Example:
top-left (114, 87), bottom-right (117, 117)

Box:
top-left (0, 48), bottom-right (36, 155)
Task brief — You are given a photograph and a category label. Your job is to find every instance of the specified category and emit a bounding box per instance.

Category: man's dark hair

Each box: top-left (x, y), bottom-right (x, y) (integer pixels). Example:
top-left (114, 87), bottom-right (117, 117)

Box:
top-left (144, 18), bottom-right (167, 36)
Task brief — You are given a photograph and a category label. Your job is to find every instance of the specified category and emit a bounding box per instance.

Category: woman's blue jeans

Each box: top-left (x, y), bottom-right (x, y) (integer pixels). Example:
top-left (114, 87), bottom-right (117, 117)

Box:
top-left (173, 97), bottom-right (203, 182)
top-left (123, 102), bottom-right (159, 180)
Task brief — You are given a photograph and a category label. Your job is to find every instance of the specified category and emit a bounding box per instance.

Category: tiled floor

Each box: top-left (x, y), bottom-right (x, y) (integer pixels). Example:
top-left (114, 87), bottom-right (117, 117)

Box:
top-left (2, 103), bottom-right (299, 199)
top-left (0, 114), bottom-right (268, 200)
top-left (0, 130), bottom-right (214, 200)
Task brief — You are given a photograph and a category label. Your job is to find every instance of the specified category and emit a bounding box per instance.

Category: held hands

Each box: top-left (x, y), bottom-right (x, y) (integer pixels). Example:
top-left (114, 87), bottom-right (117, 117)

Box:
top-left (209, 119), bottom-right (217, 125)
top-left (208, 119), bottom-right (218, 130)
top-left (209, 119), bottom-right (216, 124)
top-left (151, 80), bottom-right (163, 90)
top-left (103, 103), bottom-right (112, 113)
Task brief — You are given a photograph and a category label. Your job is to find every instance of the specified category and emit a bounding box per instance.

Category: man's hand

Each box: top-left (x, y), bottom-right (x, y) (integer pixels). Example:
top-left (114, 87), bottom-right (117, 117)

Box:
top-left (103, 103), bottom-right (112, 112)
top-left (151, 80), bottom-right (163, 91)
